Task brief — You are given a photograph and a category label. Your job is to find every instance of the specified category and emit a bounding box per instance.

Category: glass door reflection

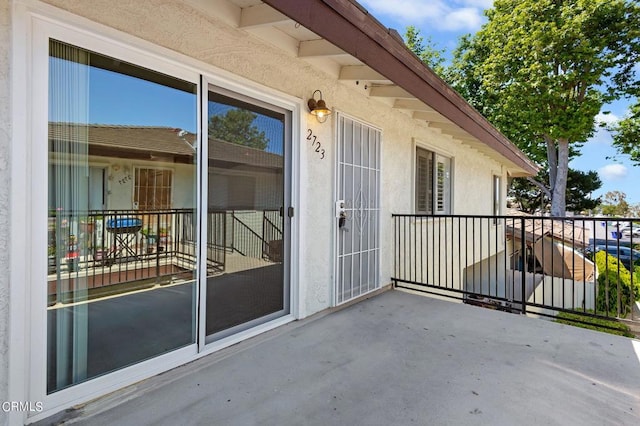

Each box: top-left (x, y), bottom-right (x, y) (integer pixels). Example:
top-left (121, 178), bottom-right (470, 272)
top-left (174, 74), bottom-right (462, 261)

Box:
top-left (205, 89), bottom-right (288, 341)
top-left (47, 40), bottom-right (198, 393)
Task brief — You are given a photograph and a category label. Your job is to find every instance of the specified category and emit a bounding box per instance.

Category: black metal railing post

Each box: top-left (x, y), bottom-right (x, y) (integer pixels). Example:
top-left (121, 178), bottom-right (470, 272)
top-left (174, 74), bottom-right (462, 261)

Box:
top-left (520, 216), bottom-right (527, 315)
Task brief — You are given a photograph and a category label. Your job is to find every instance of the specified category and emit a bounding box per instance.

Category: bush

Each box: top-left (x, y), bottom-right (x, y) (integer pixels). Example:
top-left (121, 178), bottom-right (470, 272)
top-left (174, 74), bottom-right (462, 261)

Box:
top-left (594, 251), bottom-right (640, 316)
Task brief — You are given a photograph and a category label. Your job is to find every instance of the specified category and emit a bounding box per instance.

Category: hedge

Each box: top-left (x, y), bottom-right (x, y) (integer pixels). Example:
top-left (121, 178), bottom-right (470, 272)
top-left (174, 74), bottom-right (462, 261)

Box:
top-left (594, 251), bottom-right (640, 316)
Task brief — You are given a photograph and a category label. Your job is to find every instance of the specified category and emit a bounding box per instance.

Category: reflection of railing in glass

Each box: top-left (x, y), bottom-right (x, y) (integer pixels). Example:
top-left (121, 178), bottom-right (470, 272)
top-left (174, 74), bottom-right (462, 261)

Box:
top-left (229, 210), bottom-right (283, 262)
top-left (263, 210), bottom-right (283, 262)
top-left (47, 208), bottom-right (284, 304)
top-left (47, 209), bottom-right (225, 305)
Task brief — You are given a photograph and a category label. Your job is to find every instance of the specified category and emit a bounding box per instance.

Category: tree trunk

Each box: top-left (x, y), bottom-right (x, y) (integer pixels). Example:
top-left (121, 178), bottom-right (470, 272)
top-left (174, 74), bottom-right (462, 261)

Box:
top-left (550, 138), bottom-right (569, 216)
top-left (545, 135), bottom-right (557, 191)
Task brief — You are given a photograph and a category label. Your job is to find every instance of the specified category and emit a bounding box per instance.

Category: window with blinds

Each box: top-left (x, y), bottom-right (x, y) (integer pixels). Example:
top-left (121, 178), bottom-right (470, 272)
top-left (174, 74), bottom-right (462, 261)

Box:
top-left (415, 148), bottom-right (433, 214)
top-left (415, 147), bottom-right (451, 214)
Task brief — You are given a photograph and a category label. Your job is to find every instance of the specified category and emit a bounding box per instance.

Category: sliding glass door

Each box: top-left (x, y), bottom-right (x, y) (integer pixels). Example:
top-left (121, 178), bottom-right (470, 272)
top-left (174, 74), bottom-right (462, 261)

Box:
top-left (44, 37), bottom-right (291, 395)
top-left (204, 87), bottom-right (290, 342)
top-left (47, 40), bottom-right (198, 393)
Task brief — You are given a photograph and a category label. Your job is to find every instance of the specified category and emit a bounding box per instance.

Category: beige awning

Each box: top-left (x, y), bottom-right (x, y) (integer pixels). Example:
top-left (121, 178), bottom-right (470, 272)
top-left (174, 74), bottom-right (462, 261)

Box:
top-left (533, 237), bottom-right (595, 281)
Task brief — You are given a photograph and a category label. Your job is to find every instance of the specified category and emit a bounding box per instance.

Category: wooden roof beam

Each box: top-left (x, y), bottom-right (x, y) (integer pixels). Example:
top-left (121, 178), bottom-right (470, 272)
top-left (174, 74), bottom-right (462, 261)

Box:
top-left (263, 0), bottom-right (538, 175)
top-left (239, 3), bottom-right (292, 29)
top-left (298, 39), bottom-right (347, 57)
top-left (429, 122), bottom-right (471, 139)
top-left (394, 99), bottom-right (437, 112)
top-left (412, 111), bottom-right (449, 123)
top-left (369, 85), bottom-right (413, 99)
top-left (339, 65), bottom-right (387, 81)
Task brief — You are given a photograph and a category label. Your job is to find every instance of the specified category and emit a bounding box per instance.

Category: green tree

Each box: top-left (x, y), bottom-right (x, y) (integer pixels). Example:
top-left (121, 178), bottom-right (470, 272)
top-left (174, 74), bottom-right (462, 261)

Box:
top-left (510, 169), bottom-right (602, 214)
top-left (448, 0), bottom-right (640, 216)
top-left (611, 102), bottom-right (640, 164)
top-left (601, 190), bottom-right (631, 216)
top-left (208, 109), bottom-right (269, 150)
top-left (404, 26), bottom-right (446, 75)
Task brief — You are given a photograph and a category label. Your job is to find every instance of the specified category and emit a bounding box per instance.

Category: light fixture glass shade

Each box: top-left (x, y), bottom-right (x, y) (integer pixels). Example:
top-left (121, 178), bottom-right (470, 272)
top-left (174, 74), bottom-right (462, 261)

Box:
top-left (308, 90), bottom-right (332, 123)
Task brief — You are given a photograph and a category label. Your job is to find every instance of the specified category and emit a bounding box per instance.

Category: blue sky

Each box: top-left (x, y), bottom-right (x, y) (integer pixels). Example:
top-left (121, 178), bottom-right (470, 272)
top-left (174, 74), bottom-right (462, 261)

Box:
top-left (359, 0), bottom-right (640, 205)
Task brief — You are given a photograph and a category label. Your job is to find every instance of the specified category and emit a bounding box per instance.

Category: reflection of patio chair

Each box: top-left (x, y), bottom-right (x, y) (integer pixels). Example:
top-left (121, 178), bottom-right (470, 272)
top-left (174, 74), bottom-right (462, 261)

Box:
top-left (105, 217), bottom-right (142, 263)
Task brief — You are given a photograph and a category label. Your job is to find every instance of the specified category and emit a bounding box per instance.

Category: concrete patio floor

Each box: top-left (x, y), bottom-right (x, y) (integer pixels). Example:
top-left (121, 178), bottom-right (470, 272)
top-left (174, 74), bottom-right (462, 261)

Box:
top-left (42, 290), bottom-right (640, 426)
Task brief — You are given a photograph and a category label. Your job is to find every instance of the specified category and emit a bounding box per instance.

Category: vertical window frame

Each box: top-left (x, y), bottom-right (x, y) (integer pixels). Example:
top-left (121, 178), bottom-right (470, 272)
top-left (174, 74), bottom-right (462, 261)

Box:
top-left (493, 174), bottom-right (501, 217)
top-left (415, 146), bottom-right (452, 215)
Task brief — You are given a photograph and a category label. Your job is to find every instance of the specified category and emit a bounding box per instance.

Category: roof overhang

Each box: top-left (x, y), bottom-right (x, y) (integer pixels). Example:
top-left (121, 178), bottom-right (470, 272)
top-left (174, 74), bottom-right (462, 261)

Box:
top-left (259, 0), bottom-right (538, 176)
top-left (186, 0), bottom-right (538, 176)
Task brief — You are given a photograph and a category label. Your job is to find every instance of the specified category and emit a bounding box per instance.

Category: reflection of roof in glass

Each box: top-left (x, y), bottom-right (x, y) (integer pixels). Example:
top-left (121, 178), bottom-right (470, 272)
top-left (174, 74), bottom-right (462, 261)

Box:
top-left (48, 123), bottom-right (283, 169)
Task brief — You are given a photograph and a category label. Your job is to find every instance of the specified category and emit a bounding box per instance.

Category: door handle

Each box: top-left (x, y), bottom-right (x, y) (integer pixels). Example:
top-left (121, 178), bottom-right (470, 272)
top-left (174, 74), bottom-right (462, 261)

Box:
top-left (339, 211), bottom-right (347, 228)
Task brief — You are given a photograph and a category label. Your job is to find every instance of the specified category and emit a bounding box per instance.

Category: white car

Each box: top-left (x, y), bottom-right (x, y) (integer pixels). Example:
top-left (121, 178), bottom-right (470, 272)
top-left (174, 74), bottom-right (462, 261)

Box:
top-left (608, 221), bottom-right (631, 231)
top-left (622, 226), bottom-right (640, 238)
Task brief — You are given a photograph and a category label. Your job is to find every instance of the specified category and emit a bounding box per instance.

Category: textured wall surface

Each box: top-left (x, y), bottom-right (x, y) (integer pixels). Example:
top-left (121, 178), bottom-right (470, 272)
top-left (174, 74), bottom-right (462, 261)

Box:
top-left (36, 0), bottom-right (508, 317)
top-left (0, 0), bottom-right (11, 423)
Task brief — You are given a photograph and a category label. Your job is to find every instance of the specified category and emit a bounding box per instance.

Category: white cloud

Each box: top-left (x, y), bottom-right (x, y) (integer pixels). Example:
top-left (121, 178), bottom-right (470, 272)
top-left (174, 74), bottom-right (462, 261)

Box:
top-left (587, 112), bottom-right (619, 146)
top-left (360, 0), bottom-right (489, 32)
top-left (599, 164), bottom-right (628, 181)
top-left (444, 8), bottom-right (484, 31)
top-left (461, 0), bottom-right (494, 7)
top-left (360, 0), bottom-right (446, 22)
top-left (595, 112), bottom-right (620, 127)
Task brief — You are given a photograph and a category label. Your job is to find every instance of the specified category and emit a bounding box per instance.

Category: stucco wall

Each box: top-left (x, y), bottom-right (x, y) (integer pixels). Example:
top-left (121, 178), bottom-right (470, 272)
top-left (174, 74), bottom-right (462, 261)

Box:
top-left (0, 0), bottom-right (10, 421)
top-left (33, 0), bottom-right (507, 317)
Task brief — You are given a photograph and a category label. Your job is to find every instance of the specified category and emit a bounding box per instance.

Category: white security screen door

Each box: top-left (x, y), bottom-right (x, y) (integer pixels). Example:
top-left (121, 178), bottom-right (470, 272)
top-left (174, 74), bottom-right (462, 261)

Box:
top-left (335, 115), bottom-right (381, 304)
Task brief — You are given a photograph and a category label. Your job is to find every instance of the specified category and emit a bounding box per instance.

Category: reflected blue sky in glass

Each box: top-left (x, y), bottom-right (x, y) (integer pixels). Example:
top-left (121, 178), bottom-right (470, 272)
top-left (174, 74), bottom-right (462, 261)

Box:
top-left (88, 66), bottom-right (197, 132)
top-left (51, 58), bottom-right (285, 155)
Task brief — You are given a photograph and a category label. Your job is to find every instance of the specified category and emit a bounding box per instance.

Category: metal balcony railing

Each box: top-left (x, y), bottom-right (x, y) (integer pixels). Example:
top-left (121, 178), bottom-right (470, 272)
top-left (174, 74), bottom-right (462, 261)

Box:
top-left (392, 214), bottom-right (640, 332)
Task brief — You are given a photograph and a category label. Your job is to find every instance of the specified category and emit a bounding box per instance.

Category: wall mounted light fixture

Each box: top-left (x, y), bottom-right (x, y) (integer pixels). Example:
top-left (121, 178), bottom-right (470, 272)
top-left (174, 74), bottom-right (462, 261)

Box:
top-left (307, 90), bottom-right (332, 123)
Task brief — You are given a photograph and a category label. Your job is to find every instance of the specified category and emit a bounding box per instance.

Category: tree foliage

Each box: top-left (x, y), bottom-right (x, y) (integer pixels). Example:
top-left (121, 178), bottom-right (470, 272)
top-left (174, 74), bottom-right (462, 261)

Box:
top-left (601, 190), bottom-right (631, 216)
top-left (208, 109), bottom-right (269, 150)
top-left (611, 102), bottom-right (640, 164)
top-left (404, 26), bottom-right (446, 75)
top-left (447, 0), bottom-right (640, 216)
top-left (509, 169), bottom-right (602, 214)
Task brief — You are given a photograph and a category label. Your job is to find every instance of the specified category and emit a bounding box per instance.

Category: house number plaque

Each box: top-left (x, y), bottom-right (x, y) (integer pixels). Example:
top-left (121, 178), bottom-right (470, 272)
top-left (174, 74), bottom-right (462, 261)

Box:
top-left (306, 129), bottom-right (326, 160)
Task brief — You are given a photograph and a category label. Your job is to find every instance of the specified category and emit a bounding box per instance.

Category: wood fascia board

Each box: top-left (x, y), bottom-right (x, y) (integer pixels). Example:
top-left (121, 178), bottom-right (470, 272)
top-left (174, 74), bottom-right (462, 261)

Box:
top-left (263, 0), bottom-right (538, 175)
